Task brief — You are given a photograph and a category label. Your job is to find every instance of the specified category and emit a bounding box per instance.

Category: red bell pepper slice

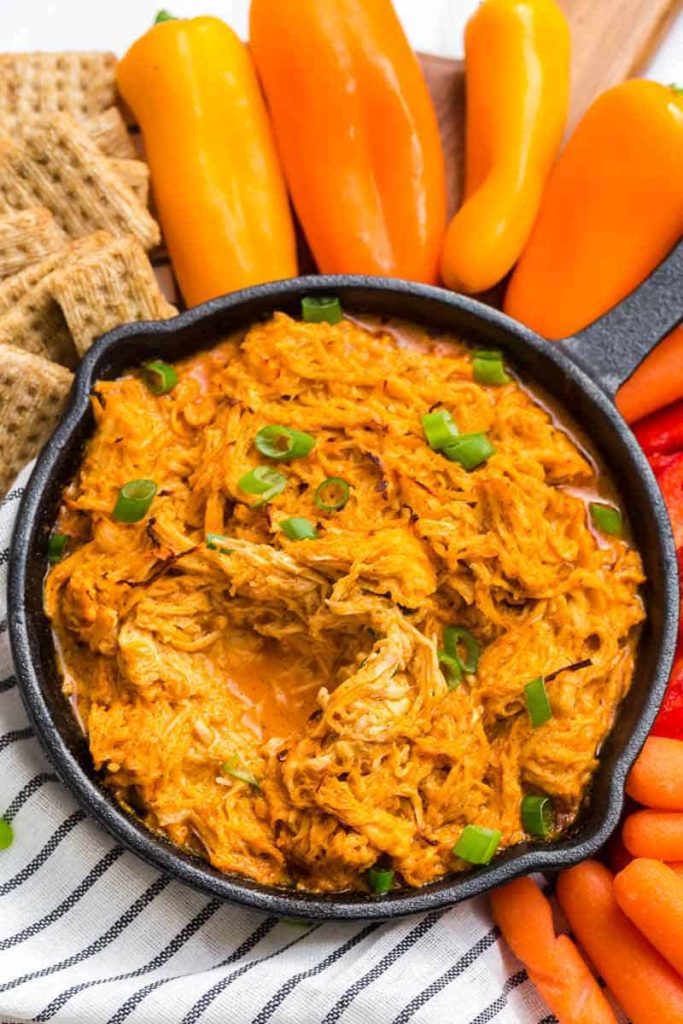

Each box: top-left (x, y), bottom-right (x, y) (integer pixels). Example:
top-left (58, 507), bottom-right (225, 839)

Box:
top-left (634, 399), bottom-right (683, 458)
top-left (652, 647), bottom-right (683, 740)
top-left (654, 451), bottom-right (683, 549)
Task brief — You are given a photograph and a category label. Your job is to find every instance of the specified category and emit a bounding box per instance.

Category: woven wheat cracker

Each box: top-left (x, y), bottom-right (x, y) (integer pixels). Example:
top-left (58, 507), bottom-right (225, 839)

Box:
top-left (83, 107), bottom-right (136, 159)
top-left (0, 232), bottom-right (114, 365)
top-left (0, 206), bottom-right (67, 279)
top-left (110, 159), bottom-right (150, 207)
top-left (0, 114), bottom-right (160, 250)
top-left (0, 232), bottom-right (112, 314)
top-left (0, 52), bottom-right (117, 131)
top-left (49, 234), bottom-right (177, 355)
top-left (0, 342), bottom-right (73, 494)
top-left (0, 281), bottom-right (75, 366)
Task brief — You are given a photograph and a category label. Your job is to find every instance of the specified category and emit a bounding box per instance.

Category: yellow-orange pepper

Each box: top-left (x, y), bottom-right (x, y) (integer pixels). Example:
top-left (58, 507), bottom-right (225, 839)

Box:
top-left (249, 0), bottom-right (447, 284)
top-left (117, 15), bottom-right (297, 307)
top-left (440, 0), bottom-right (570, 295)
top-left (506, 80), bottom-right (683, 340)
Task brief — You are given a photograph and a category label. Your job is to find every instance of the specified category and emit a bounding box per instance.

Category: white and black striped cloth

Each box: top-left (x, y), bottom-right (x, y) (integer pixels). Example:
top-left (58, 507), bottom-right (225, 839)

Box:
top-left (0, 465), bottom-right (557, 1024)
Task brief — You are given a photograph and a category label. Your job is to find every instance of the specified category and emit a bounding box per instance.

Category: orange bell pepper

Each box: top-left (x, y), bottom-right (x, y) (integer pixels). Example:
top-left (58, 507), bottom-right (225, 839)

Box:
top-left (117, 14), bottom-right (297, 307)
top-left (249, 0), bottom-right (447, 284)
top-left (440, 0), bottom-right (570, 295)
top-left (505, 81), bottom-right (683, 339)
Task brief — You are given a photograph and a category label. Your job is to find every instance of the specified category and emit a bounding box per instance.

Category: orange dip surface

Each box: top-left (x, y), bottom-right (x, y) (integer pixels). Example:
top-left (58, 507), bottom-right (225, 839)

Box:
top-left (45, 312), bottom-right (644, 892)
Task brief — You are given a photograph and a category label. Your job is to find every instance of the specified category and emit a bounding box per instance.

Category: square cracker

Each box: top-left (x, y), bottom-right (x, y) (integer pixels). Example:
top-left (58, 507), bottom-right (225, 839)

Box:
top-left (0, 206), bottom-right (67, 280)
top-left (0, 232), bottom-right (114, 365)
top-left (83, 107), bottom-right (136, 159)
top-left (0, 52), bottom-right (117, 132)
top-left (0, 342), bottom-right (73, 494)
top-left (110, 159), bottom-right (150, 208)
top-left (49, 234), bottom-right (177, 355)
top-left (0, 231), bottom-right (111, 315)
top-left (0, 113), bottom-right (160, 251)
top-left (0, 278), bottom-right (75, 367)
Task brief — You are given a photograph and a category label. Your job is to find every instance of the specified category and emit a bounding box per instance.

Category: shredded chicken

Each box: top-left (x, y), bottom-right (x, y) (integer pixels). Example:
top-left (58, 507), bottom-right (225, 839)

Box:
top-left (45, 312), bottom-right (644, 892)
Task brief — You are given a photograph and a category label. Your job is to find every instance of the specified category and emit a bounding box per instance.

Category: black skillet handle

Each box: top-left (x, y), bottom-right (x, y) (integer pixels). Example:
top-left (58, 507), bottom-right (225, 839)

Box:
top-left (557, 241), bottom-right (683, 400)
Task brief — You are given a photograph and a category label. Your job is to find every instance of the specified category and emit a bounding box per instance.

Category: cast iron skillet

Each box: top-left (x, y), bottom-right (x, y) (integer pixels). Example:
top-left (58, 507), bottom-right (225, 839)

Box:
top-left (8, 242), bottom-right (683, 920)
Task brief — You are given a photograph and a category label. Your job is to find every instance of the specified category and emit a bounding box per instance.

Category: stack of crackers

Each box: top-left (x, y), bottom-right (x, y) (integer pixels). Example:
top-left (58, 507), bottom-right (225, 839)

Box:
top-left (0, 52), bottom-right (179, 494)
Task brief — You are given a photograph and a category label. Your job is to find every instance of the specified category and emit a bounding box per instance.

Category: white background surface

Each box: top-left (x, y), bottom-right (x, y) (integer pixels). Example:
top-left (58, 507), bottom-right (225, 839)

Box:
top-left (1, 0), bottom-right (681, 82)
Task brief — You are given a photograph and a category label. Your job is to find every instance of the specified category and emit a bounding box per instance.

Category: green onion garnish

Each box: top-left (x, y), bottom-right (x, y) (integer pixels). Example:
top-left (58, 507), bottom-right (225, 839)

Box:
top-left (315, 477), bottom-right (350, 512)
top-left (453, 825), bottom-right (501, 865)
top-left (444, 433), bottom-right (495, 470)
top-left (589, 502), bottom-right (622, 537)
top-left (48, 533), bottom-right (68, 565)
top-left (206, 533), bottom-right (233, 554)
top-left (142, 360), bottom-right (178, 395)
top-left (472, 351), bottom-right (510, 386)
top-left (112, 479), bottom-right (157, 523)
top-left (222, 757), bottom-right (260, 789)
top-left (443, 626), bottom-right (479, 675)
top-left (255, 425), bottom-right (316, 462)
top-left (368, 866), bottom-right (395, 894)
top-left (238, 466), bottom-right (287, 503)
top-left (438, 650), bottom-right (462, 689)
top-left (521, 795), bottom-right (554, 837)
top-left (525, 677), bottom-right (553, 728)
top-left (422, 409), bottom-right (459, 451)
top-left (301, 296), bottom-right (343, 325)
top-left (0, 818), bottom-right (13, 850)
top-left (279, 517), bottom-right (318, 541)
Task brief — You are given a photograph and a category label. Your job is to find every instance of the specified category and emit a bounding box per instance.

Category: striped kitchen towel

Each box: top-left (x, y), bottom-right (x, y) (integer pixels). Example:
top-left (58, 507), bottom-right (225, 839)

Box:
top-left (0, 465), bottom-right (556, 1024)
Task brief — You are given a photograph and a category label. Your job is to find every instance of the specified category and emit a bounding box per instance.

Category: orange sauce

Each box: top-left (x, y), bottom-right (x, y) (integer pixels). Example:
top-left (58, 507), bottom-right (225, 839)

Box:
top-left (220, 644), bottom-right (320, 741)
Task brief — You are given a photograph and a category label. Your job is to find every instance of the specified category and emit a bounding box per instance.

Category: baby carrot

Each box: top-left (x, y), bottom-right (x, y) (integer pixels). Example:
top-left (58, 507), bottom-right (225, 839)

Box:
top-left (557, 860), bottom-right (683, 1024)
top-left (623, 810), bottom-right (683, 860)
top-left (491, 878), bottom-right (557, 974)
top-left (491, 877), bottom-right (617, 1024)
top-left (617, 325), bottom-right (683, 425)
top-left (614, 859), bottom-right (683, 977)
top-left (627, 737), bottom-right (683, 810)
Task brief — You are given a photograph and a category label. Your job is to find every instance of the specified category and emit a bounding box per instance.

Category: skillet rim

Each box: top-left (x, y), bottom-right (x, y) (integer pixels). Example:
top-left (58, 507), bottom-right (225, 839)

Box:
top-left (8, 274), bottom-right (679, 920)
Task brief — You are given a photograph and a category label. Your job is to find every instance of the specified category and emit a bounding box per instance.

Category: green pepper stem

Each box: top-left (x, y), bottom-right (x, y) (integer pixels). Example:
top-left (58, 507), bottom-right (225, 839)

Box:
top-left (154, 10), bottom-right (176, 23)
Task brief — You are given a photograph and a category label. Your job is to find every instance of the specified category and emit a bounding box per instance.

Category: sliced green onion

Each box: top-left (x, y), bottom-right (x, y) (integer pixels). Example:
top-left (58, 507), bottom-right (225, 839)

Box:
top-left (443, 626), bottom-right (479, 675)
top-left (238, 466), bottom-right (287, 503)
top-left (525, 677), bottom-right (553, 728)
top-left (48, 533), bottom-right (68, 565)
top-left (142, 360), bottom-right (178, 395)
top-left (368, 866), bottom-right (395, 894)
top-left (255, 425), bottom-right (315, 461)
top-left (589, 502), bottom-right (623, 537)
top-left (438, 650), bottom-right (462, 689)
top-left (0, 818), bottom-right (13, 850)
top-left (521, 795), bottom-right (554, 838)
top-left (315, 477), bottom-right (350, 512)
top-left (154, 9), bottom-right (176, 22)
top-left (422, 409), bottom-right (459, 451)
top-left (206, 533), bottom-right (233, 554)
top-left (222, 756), bottom-right (260, 789)
top-left (279, 517), bottom-right (318, 541)
top-left (453, 824), bottom-right (501, 865)
top-left (472, 351), bottom-right (510, 386)
top-left (301, 296), bottom-right (343, 325)
top-left (444, 433), bottom-right (495, 471)
top-left (113, 479), bottom-right (157, 523)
